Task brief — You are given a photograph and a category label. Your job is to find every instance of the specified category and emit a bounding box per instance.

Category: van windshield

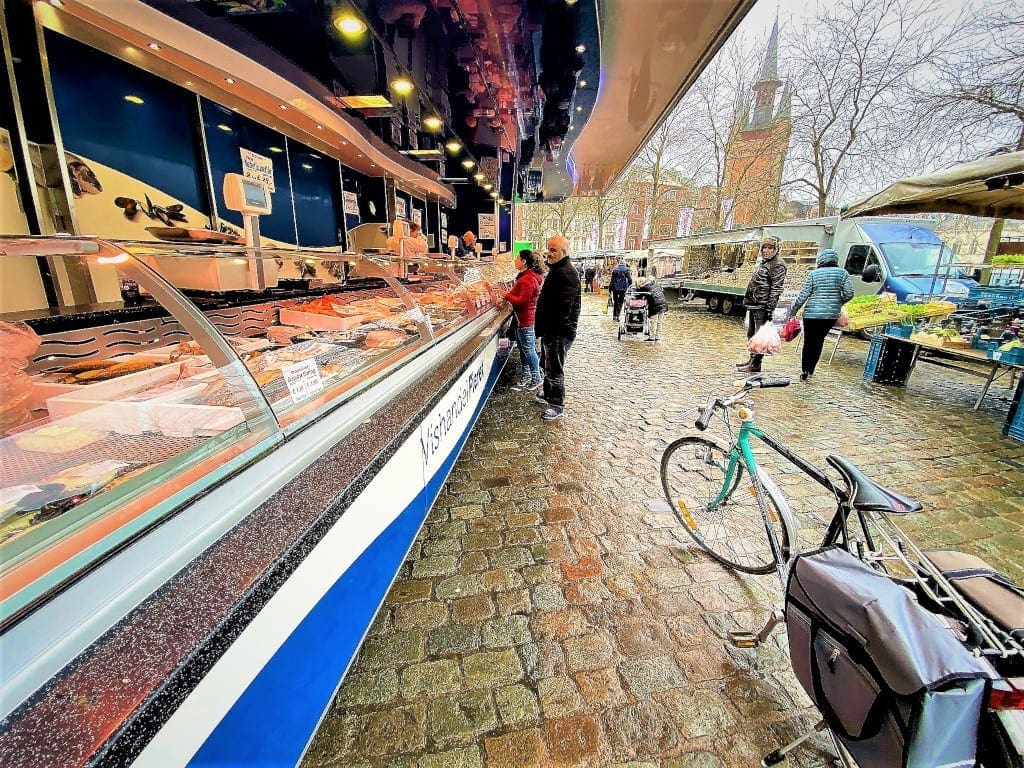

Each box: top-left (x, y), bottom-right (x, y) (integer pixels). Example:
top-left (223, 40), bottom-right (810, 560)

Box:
top-left (877, 241), bottom-right (967, 279)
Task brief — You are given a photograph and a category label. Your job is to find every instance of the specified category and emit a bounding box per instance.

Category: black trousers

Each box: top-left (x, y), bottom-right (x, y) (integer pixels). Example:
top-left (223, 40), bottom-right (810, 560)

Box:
top-left (539, 336), bottom-right (572, 408)
top-left (612, 290), bottom-right (626, 319)
top-left (801, 317), bottom-right (836, 376)
top-left (745, 309), bottom-right (769, 368)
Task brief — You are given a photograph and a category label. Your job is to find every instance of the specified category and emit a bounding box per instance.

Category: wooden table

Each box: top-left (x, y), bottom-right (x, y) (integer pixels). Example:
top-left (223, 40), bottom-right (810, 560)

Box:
top-left (881, 334), bottom-right (1023, 410)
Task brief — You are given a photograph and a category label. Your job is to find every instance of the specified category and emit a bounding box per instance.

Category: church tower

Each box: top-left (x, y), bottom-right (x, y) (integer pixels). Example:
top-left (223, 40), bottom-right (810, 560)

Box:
top-left (720, 19), bottom-right (792, 229)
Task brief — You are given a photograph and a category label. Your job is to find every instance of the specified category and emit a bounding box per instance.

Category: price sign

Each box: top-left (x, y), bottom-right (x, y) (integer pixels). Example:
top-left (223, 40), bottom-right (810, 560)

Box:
top-left (283, 358), bottom-right (323, 403)
top-left (240, 148), bottom-right (275, 193)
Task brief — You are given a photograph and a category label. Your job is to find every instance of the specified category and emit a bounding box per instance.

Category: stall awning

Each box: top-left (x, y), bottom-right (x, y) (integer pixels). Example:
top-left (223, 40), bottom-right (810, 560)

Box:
top-left (843, 152), bottom-right (1024, 220)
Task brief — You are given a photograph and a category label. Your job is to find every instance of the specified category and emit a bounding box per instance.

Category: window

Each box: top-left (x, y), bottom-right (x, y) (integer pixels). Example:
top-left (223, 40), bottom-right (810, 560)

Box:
top-left (845, 245), bottom-right (872, 275)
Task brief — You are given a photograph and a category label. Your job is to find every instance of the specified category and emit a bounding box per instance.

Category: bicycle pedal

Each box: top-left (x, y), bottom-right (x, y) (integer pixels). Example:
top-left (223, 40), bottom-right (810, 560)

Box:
top-left (728, 630), bottom-right (760, 649)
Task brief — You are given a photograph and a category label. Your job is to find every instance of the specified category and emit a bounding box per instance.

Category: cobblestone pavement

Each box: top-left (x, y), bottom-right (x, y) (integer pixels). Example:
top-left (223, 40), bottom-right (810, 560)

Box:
top-left (303, 294), bottom-right (1024, 768)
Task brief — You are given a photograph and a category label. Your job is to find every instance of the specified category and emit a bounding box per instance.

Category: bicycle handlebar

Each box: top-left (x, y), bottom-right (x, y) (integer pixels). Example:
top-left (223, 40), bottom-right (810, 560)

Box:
top-left (695, 398), bottom-right (717, 431)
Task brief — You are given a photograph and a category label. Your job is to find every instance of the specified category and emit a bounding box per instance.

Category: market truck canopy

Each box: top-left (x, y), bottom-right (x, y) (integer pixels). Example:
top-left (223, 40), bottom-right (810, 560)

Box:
top-left (842, 152), bottom-right (1024, 220)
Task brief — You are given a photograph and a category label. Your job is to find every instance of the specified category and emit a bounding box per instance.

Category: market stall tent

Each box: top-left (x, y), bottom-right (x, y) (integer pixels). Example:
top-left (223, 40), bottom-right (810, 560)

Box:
top-left (842, 152), bottom-right (1024, 220)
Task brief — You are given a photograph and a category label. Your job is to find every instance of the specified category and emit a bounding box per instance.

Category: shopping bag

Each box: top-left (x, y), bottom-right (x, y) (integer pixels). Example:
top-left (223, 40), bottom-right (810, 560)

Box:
top-left (836, 307), bottom-right (850, 328)
top-left (747, 322), bottom-right (782, 355)
top-left (602, 296), bottom-right (609, 314)
top-left (780, 316), bottom-right (802, 342)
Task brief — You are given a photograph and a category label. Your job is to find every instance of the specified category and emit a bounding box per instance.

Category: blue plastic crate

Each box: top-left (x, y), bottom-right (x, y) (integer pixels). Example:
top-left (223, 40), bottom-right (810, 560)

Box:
top-left (972, 339), bottom-right (999, 352)
top-left (988, 347), bottom-right (1024, 365)
top-left (884, 322), bottom-right (913, 339)
top-left (968, 286), bottom-right (1024, 307)
top-left (863, 335), bottom-right (884, 380)
top-left (1008, 401), bottom-right (1024, 442)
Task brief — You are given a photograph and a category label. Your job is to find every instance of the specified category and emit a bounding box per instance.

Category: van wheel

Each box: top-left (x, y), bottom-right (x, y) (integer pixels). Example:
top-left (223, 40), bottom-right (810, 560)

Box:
top-left (721, 297), bottom-right (737, 315)
top-left (707, 295), bottom-right (722, 313)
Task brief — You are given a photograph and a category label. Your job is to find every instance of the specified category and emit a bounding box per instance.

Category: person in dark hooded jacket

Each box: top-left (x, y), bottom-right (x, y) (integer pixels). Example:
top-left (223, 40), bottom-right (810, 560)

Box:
top-left (792, 248), bottom-right (854, 380)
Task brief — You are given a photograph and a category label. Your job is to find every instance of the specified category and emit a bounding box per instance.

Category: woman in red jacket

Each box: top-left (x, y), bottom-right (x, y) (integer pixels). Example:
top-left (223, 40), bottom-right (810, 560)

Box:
top-left (499, 249), bottom-right (544, 390)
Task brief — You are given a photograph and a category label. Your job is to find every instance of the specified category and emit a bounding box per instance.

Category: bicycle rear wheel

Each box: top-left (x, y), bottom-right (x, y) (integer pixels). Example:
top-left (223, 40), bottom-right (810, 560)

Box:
top-left (660, 436), bottom-right (790, 574)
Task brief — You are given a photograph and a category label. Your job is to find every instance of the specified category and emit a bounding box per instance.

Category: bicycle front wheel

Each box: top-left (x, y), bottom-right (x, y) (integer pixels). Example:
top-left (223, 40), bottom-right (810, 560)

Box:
top-left (660, 436), bottom-right (790, 574)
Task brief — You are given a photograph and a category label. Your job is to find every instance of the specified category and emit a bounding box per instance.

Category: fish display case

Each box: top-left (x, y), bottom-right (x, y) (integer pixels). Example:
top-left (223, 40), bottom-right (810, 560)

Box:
top-left (0, 236), bottom-right (513, 768)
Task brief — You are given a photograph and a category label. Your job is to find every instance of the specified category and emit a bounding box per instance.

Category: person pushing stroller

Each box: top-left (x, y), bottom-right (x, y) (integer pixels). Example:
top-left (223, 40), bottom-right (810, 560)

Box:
top-left (633, 275), bottom-right (669, 341)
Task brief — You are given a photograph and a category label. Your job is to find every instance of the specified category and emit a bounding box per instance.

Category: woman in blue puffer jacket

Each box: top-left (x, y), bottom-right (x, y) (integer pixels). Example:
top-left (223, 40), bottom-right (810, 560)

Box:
top-left (792, 249), bottom-right (855, 381)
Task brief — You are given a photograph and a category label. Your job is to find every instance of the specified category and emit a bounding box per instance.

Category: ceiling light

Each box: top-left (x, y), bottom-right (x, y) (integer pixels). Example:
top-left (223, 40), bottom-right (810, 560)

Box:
top-left (302, 163), bottom-right (313, 170)
top-left (269, 146), bottom-right (284, 153)
top-left (576, 106), bottom-right (583, 112)
top-left (445, 140), bottom-right (461, 153)
top-left (49, 0), bottom-right (64, 6)
top-left (391, 77), bottom-right (414, 96)
top-left (339, 94), bottom-right (392, 109)
top-left (401, 148), bottom-right (444, 158)
top-left (278, 104), bottom-right (288, 110)
top-left (217, 124), bottom-right (232, 132)
top-left (225, 77), bottom-right (236, 84)
top-left (422, 115), bottom-right (443, 131)
top-left (462, 159), bottom-right (475, 169)
top-left (579, 80), bottom-right (587, 88)
top-left (334, 15), bottom-right (367, 35)
top-left (489, 191), bottom-right (498, 198)
top-left (483, 183), bottom-right (493, 191)
top-left (473, 172), bottom-right (485, 181)
top-left (124, 95), bottom-right (144, 105)
top-left (148, 43), bottom-right (161, 51)
top-left (316, 124), bottom-right (323, 130)
top-left (575, 44), bottom-right (586, 53)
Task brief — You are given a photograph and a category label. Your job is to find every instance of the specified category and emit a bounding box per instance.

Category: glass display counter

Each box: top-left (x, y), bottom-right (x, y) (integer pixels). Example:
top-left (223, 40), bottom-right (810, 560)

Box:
top-left (0, 236), bottom-right (511, 620)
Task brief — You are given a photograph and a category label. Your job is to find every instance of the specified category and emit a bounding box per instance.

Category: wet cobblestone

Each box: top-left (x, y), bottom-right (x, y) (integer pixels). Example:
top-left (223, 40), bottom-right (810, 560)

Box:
top-left (303, 295), bottom-right (1024, 767)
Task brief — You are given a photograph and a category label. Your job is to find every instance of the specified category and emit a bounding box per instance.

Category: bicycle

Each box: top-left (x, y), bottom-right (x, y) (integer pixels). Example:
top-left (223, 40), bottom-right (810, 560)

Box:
top-left (659, 374), bottom-right (1024, 767)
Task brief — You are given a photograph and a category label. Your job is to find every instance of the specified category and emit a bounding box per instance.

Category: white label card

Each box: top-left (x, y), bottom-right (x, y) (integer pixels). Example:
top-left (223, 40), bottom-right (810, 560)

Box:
top-left (283, 358), bottom-right (323, 403)
top-left (240, 148), bottom-right (275, 193)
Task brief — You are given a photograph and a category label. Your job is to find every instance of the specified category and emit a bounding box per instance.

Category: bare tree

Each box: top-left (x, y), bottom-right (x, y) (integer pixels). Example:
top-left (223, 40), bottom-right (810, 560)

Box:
top-left (919, 0), bottom-right (1024, 260)
top-left (785, 0), bottom-right (952, 215)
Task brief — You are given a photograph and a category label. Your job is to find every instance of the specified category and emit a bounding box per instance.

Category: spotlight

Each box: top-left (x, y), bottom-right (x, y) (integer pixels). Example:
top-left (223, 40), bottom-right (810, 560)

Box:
top-left (391, 77), bottom-right (414, 96)
top-left (334, 16), bottom-right (367, 35)
top-left (423, 115), bottom-right (443, 131)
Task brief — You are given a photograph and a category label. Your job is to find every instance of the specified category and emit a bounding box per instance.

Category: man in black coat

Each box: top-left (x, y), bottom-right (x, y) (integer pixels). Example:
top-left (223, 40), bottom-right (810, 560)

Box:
top-left (534, 235), bottom-right (581, 421)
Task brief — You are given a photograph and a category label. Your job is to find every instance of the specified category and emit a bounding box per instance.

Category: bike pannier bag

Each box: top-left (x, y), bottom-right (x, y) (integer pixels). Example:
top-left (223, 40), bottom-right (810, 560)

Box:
top-left (785, 547), bottom-right (993, 768)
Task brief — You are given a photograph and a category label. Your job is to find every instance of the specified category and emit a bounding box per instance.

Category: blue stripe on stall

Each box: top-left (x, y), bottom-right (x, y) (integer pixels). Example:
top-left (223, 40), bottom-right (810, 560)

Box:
top-left (187, 349), bottom-right (505, 767)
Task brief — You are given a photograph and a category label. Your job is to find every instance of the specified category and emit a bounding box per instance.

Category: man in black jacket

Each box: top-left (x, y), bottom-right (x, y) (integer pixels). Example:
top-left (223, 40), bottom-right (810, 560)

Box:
top-left (534, 235), bottom-right (581, 421)
top-left (737, 236), bottom-right (787, 372)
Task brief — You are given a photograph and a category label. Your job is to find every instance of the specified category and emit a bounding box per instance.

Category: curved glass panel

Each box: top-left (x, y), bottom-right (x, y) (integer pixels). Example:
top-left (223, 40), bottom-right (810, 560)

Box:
top-left (0, 237), bottom-right (277, 615)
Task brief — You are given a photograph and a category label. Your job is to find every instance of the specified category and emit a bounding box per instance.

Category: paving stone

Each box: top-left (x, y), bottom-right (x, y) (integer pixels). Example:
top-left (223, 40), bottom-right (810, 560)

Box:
top-left (427, 691), bottom-right (497, 747)
top-left (564, 632), bottom-right (617, 671)
top-left (336, 669), bottom-right (400, 707)
top-left (359, 631), bottom-right (425, 669)
top-left (389, 580), bottom-right (433, 603)
top-left (416, 745), bottom-right (482, 768)
top-left (494, 683), bottom-right (540, 725)
top-left (435, 574), bottom-right (483, 600)
top-left (495, 589), bottom-right (532, 616)
top-left (428, 624), bottom-right (481, 656)
top-left (411, 555), bottom-right (459, 579)
top-left (462, 649), bottom-right (524, 688)
top-left (619, 656), bottom-right (687, 696)
top-left (483, 729), bottom-right (548, 768)
top-left (402, 659), bottom-right (461, 699)
top-left (542, 714), bottom-right (602, 765)
top-left (481, 614), bottom-right (531, 647)
top-left (531, 583), bottom-right (568, 610)
top-left (393, 601), bottom-right (449, 632)
top-left (538, 675), bottom-right (585, 717)
top-left (452, 594), bottom-right (495, 624)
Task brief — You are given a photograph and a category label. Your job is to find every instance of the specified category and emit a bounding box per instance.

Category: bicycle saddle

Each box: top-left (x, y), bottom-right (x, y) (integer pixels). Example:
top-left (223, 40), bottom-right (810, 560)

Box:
top-left (825, 455), bottom-right (923, 514)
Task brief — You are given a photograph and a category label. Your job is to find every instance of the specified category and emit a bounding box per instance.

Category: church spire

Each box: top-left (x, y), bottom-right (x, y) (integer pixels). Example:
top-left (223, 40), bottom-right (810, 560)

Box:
top-left (749, 17), bottom-right (783, 128)
top-left (757, 17), bottom-right (780, 83)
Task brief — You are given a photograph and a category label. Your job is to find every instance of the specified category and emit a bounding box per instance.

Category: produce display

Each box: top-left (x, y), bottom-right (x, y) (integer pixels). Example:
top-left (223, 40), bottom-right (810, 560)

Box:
top-left (909, 326), bottom-right (970, 348)
top-left (843, 295), bottom-right (956, 330)
top-left (992, 255), bottom-right (1024, 267)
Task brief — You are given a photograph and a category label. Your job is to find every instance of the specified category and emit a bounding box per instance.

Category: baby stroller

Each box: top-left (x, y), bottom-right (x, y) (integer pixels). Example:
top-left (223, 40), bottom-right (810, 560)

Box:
top-left (617, 286), bottom-right (649, 340)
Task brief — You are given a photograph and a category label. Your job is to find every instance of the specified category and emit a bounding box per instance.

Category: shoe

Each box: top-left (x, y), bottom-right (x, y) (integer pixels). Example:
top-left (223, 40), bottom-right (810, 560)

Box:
top-left (541, 406), bottom-right (564, 421)
top-left (736, 364), bottom-right (761, 373)
top-left (511, 375), bottom-right (532, 390)
top-left (735, 360), bottom-right (753, 369)
top-left (533, 392), bottom-right (549, 406)
top-left (800, 372), bottom-right (809, 382)
top-left (526, 378), bottom-right (543, 391)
